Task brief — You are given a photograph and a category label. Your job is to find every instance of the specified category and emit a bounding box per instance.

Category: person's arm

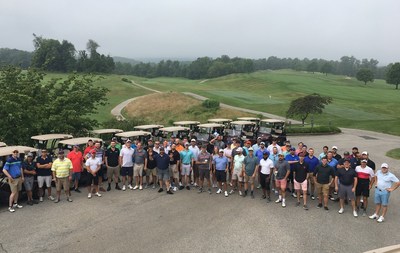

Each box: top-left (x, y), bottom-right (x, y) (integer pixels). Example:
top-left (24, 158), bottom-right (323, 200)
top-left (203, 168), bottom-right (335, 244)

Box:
top-left (2, 168), bottom-right (12, 181)
top-left (369, 173), bottom-right (376, 189)
top-left (328, 169), bottom-right (335, 185)
top-left (20, 166), bottom-right (24, 182)
top-left (144, 157), bottom-right (148, 170)
top-left (334, 176), bottom-right (339, 192)
top-left (352, 176), bottom-right (358, 193)
top-left (51, 162), bottom-right (56, 180)
top-left (387, 181), bottom-right (400, 192)
top-left (105, 152), bottom-right (109, 167)
top-left (93, 163), bottom-right (101, 174)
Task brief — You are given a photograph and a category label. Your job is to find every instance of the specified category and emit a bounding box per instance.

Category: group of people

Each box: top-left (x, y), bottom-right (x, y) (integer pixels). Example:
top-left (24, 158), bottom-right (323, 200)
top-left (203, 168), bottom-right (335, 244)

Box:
top-left (2, 136), bottom-right (399, 223)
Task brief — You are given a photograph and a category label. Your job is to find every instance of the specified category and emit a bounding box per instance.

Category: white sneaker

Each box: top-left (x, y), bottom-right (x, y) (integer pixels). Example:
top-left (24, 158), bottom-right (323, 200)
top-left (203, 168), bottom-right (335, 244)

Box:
top-left (292, 193), bottom-right (297, 198)
top-left (239, 191), bottom-right (243, 196)
top-left (377, 216), bottom-right (385, 223)
top-left (152, 184), bottom-right (156, 189)
top-left (122, 185), bottom-right (126, 191)
top-left (282, 200), bottom-right (286, 207)
top-left (128, 184), bottom-right (134, 190)
top-left (139, 185), bottom-right (143, 190)
top-left (216, 189), bottom-right (222, 194)
top-left (179, 182), bottom-right (183, 186)
top-left (95, 192), bottom-right (102, 197)
top-left (133, 185), bottom-right (139, 190)
top-left (48, 196), bottom-right (55, 201)
top-left (8, 207), bottom-right (15, 213)
top-left (173, 186), bottom-right (177, 192)
top-left (275, 198), bottom-right (282, 203)
top-left (13, 203), bottom-right (23, 209)
top-left (369, 213), bottom-right (378, 219)
top-left (353, 210), bottom-right (358, 217)
top-left (224, 191), bottom-right (228, 197)
top-left (39, 197), bottom-right (43, 202)
top-left (194, 183), bottom-right (198, 187)
top-left (88, 193), bottom-right (92, 199)
top-left (229, 189), bottom-right (234, 194)
top-left (338, 208), bottom-right (344, 214)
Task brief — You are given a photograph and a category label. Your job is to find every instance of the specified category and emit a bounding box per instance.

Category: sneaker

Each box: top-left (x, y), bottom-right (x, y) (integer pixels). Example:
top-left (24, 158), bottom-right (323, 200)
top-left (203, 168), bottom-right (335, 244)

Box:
top-left (75, 188), bottom-right (81, 193)
top-left (274, 190), bottom-right (278, 195)
top-left (362, 210), bottom-right (367, 217)
top-left (48, 196), bottom-right (55, 201)
top-left (167, 190), bottom-right (173, 195)
top-left (179, 182), bottom-right (183, 187)
top-left (95, 192), bottom-right (102, 197)
top-left (173, 187), bottom-right (177, 192)
top-left (229, 189), bottom-right (234, 195)
top-left (152, 185), bottom-right (156, 189)
top-left (128, 184), bottom-right (133, 190)
top-left (261, 195), bottom-right (266, 199)
top-left (292, 192), bottom-right (297, 198)
top-left (186, 186), bottom-right (190, 190)
top-left (144, 184), bottom-right (149, 189)
top-left (39, 197), bottom-right (43, 202)
top-left (13, 203), bottom-right (23, 209)
top-left (67, 198), bottom-right (73, 202)
top-left (88, 193), bottom-right (92, 199)
top-left (275, 198), bottom-right (282, 203)
top-left (377, 216), bottom-right (385, 223)
top-left (333, 191), bottom-right (338, 195)
top-left (317, 203), bottom-right (323, 208)
top-left (115, 185), bottom-right (122, 190)
top-left (139, 185), bottom-right (143, 190)
top-left (239, 191), bottom-right (243, 196)
top-left (198, 188), bottom-right (203, 193)
top-left (216, 189), bottom-right (222, 194)
top-left (329, 196), bottom-right (335, 201)
top-left (133, 185), bottom-right (139, 190)
top-left (213, 183), bottom-right (217, 188)
top-left (324, 206), bottom-right (329, 211)
top-left (229, 183), bottom-right (233, 187)
top-left (194, 183), bottom-right (198, 187)
top-left (369, 213), bottom-right (378, 219)
top-left (27, 200), bottom-right (33, 206)
top-left (208, 189), bottom-right (212, 194)
top-left (257, 184), bottom-right (261, 189)
top-left (282, 200), bottom-right (286, 208)
top-left (122, 185), bottom-right (126, 191)
top-left (107, 185), bottom-right (111, 191)
top-left (303, 205), bottom-right (309, 210)
top-left (179, 186), bottom-right (185, 190)
top-left (296, 202), bottom-right (300, 207)
top-left (311, 195), bottom-right (315, 200)
top-left (338, 208), bottom-right (344, 214)
top-left (54, 199), bottom-right (60, 203)
top-left (224, 191), bottom-right (228, 197)
top-left (158, 188), bottom-right (164, 193)
top-left (267, 197), bottom-right (271, 203)
top-left (32, 199), bottom-right (39, 204)
top-left (251, 192), bottom-right (254, 199)
top-left (8, 206), bottom-right (15, 213)
top-left (353, 210), bottom-right (358, 217)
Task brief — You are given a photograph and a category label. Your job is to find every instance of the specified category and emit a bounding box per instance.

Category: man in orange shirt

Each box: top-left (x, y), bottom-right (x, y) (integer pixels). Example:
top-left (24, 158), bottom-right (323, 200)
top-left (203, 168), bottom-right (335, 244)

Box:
top-left (67, 145), bottom-right (84, 192)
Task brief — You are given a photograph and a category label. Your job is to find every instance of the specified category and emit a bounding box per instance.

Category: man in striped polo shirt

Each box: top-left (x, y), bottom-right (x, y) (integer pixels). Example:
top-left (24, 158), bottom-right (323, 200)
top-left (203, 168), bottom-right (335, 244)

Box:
top-left (51, 150), bottom-right (73, 203)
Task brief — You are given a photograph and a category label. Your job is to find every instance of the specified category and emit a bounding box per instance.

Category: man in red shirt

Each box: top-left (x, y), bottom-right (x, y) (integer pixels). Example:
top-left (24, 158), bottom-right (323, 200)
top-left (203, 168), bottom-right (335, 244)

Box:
top-left (83, 139), bottom-right (94, 159)
top-left (67, 145), bottom-right (84, 192)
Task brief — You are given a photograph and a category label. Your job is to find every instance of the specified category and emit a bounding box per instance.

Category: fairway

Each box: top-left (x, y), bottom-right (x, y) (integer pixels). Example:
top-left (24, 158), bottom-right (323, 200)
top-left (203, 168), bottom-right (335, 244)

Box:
top-left (128, 70), bottom-right (400, 135)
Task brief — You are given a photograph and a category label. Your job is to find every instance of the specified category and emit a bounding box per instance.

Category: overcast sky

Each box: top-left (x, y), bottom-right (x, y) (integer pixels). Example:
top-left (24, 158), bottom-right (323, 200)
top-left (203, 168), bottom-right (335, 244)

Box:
top-left (0, 0), bottom-right (399, 64)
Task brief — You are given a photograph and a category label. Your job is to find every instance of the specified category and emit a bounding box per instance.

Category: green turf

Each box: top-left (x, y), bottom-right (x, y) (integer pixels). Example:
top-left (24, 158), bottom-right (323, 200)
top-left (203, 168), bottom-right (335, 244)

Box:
top-left (128, 70), bottom-right (400, 136)
top-left (386, 148), bottom-right (400, 160)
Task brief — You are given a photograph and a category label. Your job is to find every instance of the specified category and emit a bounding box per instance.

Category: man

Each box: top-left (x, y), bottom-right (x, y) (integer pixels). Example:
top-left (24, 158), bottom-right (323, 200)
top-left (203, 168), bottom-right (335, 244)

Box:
top-left (331, 146), bottom-right (342, 161)
top-left (197, 145), bottom-right (212, 194)
top-left (361, 151), bottom-right (376, 171)
top-left (351, 147), bottom-right (359, 158)
top-left (259, 150), bottom-right (274, 201)
top-left (67, 145), bottom-right (83, 193)
top-left (209, 134), bottom-right (226, 150)
top-left (269, 147), bottom-right (280, 194)
top-left (304, 148), bottom-right (319, 200)
top-left (255, 141), bottom-right (268, 189)
top-left (153, 141), bottom-right (161, 154)
top-left (83, 139), bottom-right (94, 158)
top-left (85, 150), bottom-right (102, 198)
top-left (189, 139), bottom-right (200, 186)
top-left (119, 139), bottom-right (135, 191)
top-left (313, 156), bottom-right (335, 210)
top-left (267, 138), bottom-right (282, 154)
top-left (213, 149), bottom-right (229, 197)
top-left (355, 159), bottom-right (375, 216)
top-left (274, 153), bottom-right (290, 207)
top-left (318, 146), bottom-right (329, 160)
top-left (369, 163), bottom-right (400, 223)
top-left (230, 147), bottom-right (245, 196)
top-left (326, 151), bottom-right (339, 201)
top-left (146, 147), bottom-right (158, 189)
top-left (251, 137), bottom-right (262, 154)
top-left (243, 147), bottom-right (259, 199)
top-left (243, 140), bottom-right (252, 156)
top-left (3, 150), bottom-right (24, 212)
top-left (36, 149), bottom-right (54, 201)
top-left (51, 150), bottom-right (73, 203)
top-left (94, 141), bottom-right (106, 192)
top-left (133, 142), bottom-right (147, 190)
top-left (335, 159), bottom-right (358, 217)
top-left (107, 137), bottom-right (122, 150)
top-left (285, 147), bottom-right (299, 197)
top-left (295, 142), bottom-right (304, 155)
top-left (22, 153), bottom-right (38, 205)
top-left (105, 140), bottom-right (121, 191)
top-left (168, 143), bottom-right (180, 191)
top-left (293, 154), bottom-right (309, 210)
top-left (350, 151), bottom-right (361, 169)
top-left (281, 141), bottom-right (291, 154)
top-left (180, 143), bottom-right (194, 190)
top-left (155, 147), bottom-right (173, 194)
top-left (174, 138), bottom-right (184, 152)
top-left (337, 151), bottom-right (352, 169)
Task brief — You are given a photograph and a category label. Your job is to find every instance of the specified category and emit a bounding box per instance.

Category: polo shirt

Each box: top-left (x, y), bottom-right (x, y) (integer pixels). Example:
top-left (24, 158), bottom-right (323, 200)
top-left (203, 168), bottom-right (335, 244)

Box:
top-left (233, 154), bottom-right (245, 173)
top-left (147, 153), bottom-right (157, 169)
top-left (336, 167), bottom-right (357, 186)
top-left (51, 158), bottom-right (73, 178)
top-left (275, 160), bottom-right (290, 180)
top-left (376, 170), bottom-right (399, 190)
top-left (180, 149), bottom-right (194, 165)
top-left (36, 155), bottom-right (53, 176)
top-left (313, 164), bottom-right (335, 184)
top-left (95, 148), bottom-right (105, 163)
top-left (189, 145), bottom-right (200, 161)
top-left (366, 159), bottom-right (376, 171)
top-left (133, 149), bottom-right (147, 164)
top-left (252, 143), bottom-right (260, 154)
top-left (67, 151), bottom-right (84, 173)
top-left (155, 153), bottom-right (170, 170)
top-left (105, 147), bottom-right (120, 167)
top-left (244, 155), bottom-right (259, 176)
top-left (255, 148), bottom-right (267, 161)
top-left (83, 146), bottom-right (95, 158)
top-left (213, 156), bottom-right (228, 171)
top-left (3, 156), bottom-right (22, 178)
top-left (85, 157), bottom-right (101, 172)
top-left (327, 158), bottom-right (338, 170)
top-left (259, 158), bottom-right (274, 175)
top-left (355, 165), bottom-right (374, 180)
top-left (285, 154), bottom-right (299, 170)
top-left (22, 161), bottom-right (36, 177)
top-left (293, 162), bottom-right (309, 183)
top-left (350, 157), bottom-right (360, 169)
top-left (268, 153), bottom-right (279, 166)
top-left (304, 155), bottom-right (320, 173)
top-left (197, 152), bottom-right (211, 170)
top-left (120, 146), bottom-right (134, 167)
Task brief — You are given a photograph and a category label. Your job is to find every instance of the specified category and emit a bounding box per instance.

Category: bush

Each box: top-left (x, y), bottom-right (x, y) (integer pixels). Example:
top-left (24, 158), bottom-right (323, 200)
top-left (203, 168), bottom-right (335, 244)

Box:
top-left (286, 125), bottom-right (341, 134)
top-left (202, 99), bottom-right (220, 109)
top-left (121, 77), bottom-right (130, 83)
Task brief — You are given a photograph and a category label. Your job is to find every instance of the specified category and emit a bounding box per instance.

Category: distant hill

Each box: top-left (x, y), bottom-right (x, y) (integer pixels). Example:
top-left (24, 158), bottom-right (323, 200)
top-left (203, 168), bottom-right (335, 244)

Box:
top-left (112, 56), bottom-right (141, 65)
top-left (0, 48), bottom-right (32, 68)
top-left (113, 56), bottom-right (194, 65)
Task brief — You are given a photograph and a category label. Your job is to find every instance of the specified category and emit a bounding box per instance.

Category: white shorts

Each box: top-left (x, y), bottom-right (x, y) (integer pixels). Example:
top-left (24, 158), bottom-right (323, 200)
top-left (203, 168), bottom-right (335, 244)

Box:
top-left (181, 164), bottom-right (191, 176)
top-left (38, 176), bottom-right (52, 188)
top-left (232, 170), bottom-right (243, 182)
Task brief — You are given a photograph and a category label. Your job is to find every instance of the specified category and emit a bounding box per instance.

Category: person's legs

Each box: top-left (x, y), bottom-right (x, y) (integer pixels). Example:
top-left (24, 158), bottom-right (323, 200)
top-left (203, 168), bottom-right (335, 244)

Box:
top-left (294, 179), bottom-right (301, 204)
top-left (64, 178), bottom-right (70, 199)
top-left (56, 178), bottom-right (61, 200)
top-left (302, 180), bottom-right (308, 206)
top-left (46, 176), bottom-right (52, 197)
top-left (323, 184), bottom-right (329, 207)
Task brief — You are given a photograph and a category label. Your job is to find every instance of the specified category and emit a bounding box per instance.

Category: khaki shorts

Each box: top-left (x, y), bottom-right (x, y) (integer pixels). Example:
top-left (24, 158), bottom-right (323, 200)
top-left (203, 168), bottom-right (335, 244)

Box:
top-left (244, 174), bottom-right (255, 184)
top-left (316, 182), bottom-right (330, 196)
top-left (146, 167), bottom-right (157, 176)
top-left (134, 164), bottom-right (144, 177)
top-left (8, 177), bottom-right (22, 193)
top-left (107, 166), bottom-right (120, 178)
top-left (56, 177), bottom-right (69, 191)
top-left (232, 170), bottom-right (243, 182)
top-left (169, 164), bottom-right (179, 179)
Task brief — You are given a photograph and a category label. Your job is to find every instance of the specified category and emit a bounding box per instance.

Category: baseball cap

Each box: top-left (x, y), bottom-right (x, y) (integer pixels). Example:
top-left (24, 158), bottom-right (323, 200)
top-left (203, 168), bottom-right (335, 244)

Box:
top-left (58, 150), bottom-right (65, 154)
top-left (260, 142), bottom-right (265, 145)
top-left (27, 152), bottom-right (33, 157)
top-left (236, 147), bottom-right (243, 152)
top-left (219, 149), bottom-right (224, 153)
top-left (361, 159), bottom-right (367, 163)
top-left (126, 139), bottom-right (132, 143)
top-left (289, 147), bottom-right (296, 151)
top-left (278, 153), bottom-right (284, 156)
top-left (362, 151), bottom-right (368, 155)
top-left (257, 137), bottom-right (261, 140)
top-left (111, 137), bottom-right (117, 141)
top-left (381, 163), bottom-right (389, 168)
top-left (332, 146), bottom-right (338, 150)
top-left (184, 143), bottom-right (189, 146)
top-left (344, 159), bottom-right (350, 163)
top-left (248, 147), bottom-right (253, 151)
top-left (90, 149), bottom-right (96, 154)
top-left (343, 151), bottom-right (350, 155)
top-left (191, 139), bottom-right (196, 142)
top-left (263, 150), bottom-right (270, 156)
top-left (159, 147), bottom-right (165, 151)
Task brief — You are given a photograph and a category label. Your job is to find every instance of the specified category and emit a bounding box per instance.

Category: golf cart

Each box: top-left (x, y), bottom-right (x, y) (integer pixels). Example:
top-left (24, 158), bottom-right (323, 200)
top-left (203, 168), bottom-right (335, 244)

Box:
top-left (173, 121), bottom-right (200, 133)
top-left (227, 121), bottom-right (257, 144)
top-left (91, 129), bottom-right (123, 147)
top-left (0, 142), bottom-right (6, 147)
top-left (59, 137), bottom-right (103, 152)
top-left (195, 123), bottom-right (225, 144)
top-left (134, 125), bottom-right (164, 140)
top-left (257, 119), bottom-right (287, 146)
top-left (115, 131), bottom-right (152, 148)
top-left (31, 134), bottom-right (73, 157)
top-left (237, 117), bottom-right (260, 126)
top-left (159, 126), bottom-right (190, 140)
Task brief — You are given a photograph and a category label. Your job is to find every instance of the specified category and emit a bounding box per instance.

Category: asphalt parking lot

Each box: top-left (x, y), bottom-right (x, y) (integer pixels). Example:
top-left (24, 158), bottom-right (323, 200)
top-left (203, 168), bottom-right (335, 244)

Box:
top-left (1, 128), bottom-right (399, 253)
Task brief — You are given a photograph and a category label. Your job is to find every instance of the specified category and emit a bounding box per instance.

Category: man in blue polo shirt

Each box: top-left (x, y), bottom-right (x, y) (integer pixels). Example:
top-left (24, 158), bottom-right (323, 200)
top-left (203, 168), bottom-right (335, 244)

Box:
top-left (304, 148), bottom-right (320, 200)
top-left (2, 150), bottom-right (24, 213)
top-left (285, 147), bottom-right (299, 197)
top-left (155, 147), bottom-right (173, 194)
top-left (213, 149), bottom-right (229, 197)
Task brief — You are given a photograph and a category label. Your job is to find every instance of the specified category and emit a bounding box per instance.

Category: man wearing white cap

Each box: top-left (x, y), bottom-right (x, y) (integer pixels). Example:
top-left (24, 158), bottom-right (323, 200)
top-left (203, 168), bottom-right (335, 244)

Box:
top-left (361, 151), bottom-right (375, 171)
top-left (355, 159), bottom-right (375, 216)
top-left (189, 139), bottom-right (200, 187)
top-left (230, 147), bottom-right (245, 195)
top-left (331, 146), bottom-right (342, 161)
top-left (369, 163), bottom-right (400, 223)
top-left (180, 143), bottom-right (194, 190)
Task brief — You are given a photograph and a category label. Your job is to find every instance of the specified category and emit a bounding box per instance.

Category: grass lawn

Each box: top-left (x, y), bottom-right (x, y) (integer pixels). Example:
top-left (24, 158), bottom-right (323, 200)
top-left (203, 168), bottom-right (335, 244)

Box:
top-left (128, 70), bottom-right (400, 136)
top-left (386, 148), bottom-right (400, 160)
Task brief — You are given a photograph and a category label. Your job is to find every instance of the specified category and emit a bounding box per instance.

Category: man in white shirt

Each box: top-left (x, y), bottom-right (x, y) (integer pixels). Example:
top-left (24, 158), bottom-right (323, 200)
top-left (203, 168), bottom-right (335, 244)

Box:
top-left (189, 139), bottom-right (200, 186)
top-left (119, 139), bottom-right (135, 191)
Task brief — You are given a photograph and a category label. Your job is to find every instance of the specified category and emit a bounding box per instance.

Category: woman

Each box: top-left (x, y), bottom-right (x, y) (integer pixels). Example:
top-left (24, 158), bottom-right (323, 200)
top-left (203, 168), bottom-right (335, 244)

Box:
top-left (146, 148), bottom-right (158, 189)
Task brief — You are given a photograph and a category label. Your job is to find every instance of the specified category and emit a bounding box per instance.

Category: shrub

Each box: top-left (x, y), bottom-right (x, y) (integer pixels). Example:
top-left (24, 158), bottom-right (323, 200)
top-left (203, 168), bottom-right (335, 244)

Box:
top-left (286, 125), bottom-right (341, 134)
top-left (121, 77), bottom-right (130, 83)
top-left (202, 99), bottom-right (220, 109)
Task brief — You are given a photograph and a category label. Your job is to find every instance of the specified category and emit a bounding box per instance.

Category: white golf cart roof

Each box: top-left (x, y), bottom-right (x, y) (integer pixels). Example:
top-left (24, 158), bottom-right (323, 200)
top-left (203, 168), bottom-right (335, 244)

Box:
top-left (230, 121), bottom-right (256, 125)
top-left (59, 137), bottom-right (103, 146)
top-left (0, 146), bottom-right (37, 156)
top-left (31, 134), bottom-right (73, 141)
top-left (91, 129), bottom-right (123, 134)
top-left (198, 123), bottom-right (225, 128)
top-left (0, 142), bottom-right (6, 147)
top-left (208, 118), bottom-right (232, 123)
top-left (260, 119), bottom-right (285, 123)
top-left (134, 125), bottom-right (164, 130)
top-left (115, 131), bottom-right (151, 138)
top-left (173, 121), bottom-right (200, 126)
top-left (159, 126), bottom-right (190, 132)
top-left (237, 117), bottom-right (260, 121)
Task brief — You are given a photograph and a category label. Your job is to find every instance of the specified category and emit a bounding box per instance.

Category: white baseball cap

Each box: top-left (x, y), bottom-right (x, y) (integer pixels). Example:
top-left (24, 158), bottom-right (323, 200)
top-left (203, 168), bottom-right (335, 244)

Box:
top-left (381, 163), bottom-right (389, 168)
